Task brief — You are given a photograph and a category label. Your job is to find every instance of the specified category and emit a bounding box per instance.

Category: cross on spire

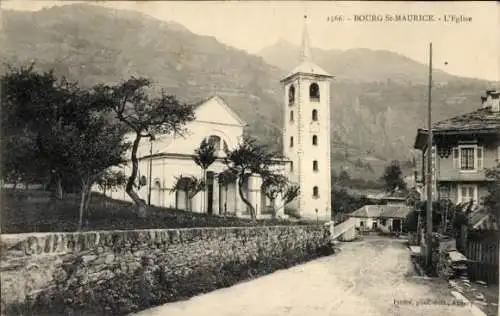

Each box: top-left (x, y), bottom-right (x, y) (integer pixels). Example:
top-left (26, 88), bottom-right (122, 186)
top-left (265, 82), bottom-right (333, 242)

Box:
top-left (300, 14), bottom-right (311, 61)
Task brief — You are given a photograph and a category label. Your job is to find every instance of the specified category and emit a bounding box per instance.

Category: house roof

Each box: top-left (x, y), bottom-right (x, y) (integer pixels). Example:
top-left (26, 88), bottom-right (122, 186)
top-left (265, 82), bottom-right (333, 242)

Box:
top-left (469, 206), bottom-right (498, 231)
top-left (414, 107), bottom-right (500, 150)
top-left (281, 60), bottom-right (333, 82)
top-left (379, 205), bottom-right (412, 219)
top-left (366, 192), bottom-right (386, 200)
top-left (192, 95), bottom-right (247, 127)
top-left (350, 205), bottom-right (382, 218)
top-left (473, 217), bottom-right (499, 231)
top-left (368, 190), bottom-right (407, 201)
top-left (431, 107), bottom-right (500, 133)
top-left (385, 189), bottom-right (408, 200)
top-left (349, 204), bottom-right (411, 219)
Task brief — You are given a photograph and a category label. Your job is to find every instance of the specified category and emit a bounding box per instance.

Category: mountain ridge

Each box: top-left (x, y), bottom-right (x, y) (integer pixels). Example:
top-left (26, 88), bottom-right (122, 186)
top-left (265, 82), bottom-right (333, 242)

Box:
top-left (258, 39), bottom-right (494, 84)
top-left (1, 3), bottom-right (497, 181)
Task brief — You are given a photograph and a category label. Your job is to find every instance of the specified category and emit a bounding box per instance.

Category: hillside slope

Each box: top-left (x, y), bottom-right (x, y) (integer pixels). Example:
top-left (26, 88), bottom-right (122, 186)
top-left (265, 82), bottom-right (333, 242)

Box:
top-left (0, 4), bottom-right (284, 150)
top-left (1, 4), bottom-right (496, 180)
top-left (260, 40), bottom-right (497, 174)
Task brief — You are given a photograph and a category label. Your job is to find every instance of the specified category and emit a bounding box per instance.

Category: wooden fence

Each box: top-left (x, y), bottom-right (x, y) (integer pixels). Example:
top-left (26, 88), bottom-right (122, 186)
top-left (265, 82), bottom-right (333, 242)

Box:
top-left (465, 230), bottom-right (499, 285)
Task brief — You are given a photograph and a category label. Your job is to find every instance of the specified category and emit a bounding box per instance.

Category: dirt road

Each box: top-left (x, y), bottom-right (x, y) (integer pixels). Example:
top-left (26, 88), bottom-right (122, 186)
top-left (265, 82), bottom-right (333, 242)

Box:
top-left (134, 237), bottom-right (476, 316)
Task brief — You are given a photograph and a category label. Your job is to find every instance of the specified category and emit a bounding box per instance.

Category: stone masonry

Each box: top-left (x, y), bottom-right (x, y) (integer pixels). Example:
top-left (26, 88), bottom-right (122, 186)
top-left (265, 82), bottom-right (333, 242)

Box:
top-left (1, 225), bottom-right (331, 315)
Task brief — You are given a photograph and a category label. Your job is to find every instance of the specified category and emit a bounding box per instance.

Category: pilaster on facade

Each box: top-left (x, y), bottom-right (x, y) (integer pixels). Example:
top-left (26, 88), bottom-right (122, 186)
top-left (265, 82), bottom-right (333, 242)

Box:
top-left (213, 174), bottom-right (220, 215)
top-left (234, 180), bottom-right (242, 216)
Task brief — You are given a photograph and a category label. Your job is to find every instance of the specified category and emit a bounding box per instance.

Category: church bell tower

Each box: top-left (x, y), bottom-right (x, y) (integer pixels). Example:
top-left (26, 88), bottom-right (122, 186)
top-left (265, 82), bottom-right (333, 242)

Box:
top-left (281, 15), bottom-right (333, 221)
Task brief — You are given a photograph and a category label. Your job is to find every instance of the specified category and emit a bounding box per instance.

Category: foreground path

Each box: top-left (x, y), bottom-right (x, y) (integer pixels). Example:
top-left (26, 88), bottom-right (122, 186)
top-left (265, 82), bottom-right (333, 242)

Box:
top-left (134, 237), bottom-right (475, 316)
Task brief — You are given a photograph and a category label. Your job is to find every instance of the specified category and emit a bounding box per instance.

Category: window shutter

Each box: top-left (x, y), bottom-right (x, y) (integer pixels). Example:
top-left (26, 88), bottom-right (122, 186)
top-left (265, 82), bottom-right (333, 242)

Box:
top-left (453, 147), bottom-right (459, 168)
top-left (457, 185), bottom-right (462, 203)
top-left (477, 146), bottom-right (483, 169)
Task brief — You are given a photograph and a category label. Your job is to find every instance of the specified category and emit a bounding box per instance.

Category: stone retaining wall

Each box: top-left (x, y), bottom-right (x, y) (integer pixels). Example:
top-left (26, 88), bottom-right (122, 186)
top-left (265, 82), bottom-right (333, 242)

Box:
top-left (1, 225), bottom-right (331, 315)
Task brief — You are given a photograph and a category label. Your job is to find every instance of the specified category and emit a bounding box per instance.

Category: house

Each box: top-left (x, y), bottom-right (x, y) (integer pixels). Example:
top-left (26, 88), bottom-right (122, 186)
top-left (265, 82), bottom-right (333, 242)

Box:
top-left (94, 95), bottom-right (292, 218)
top-left (413, 89), bottom-right (500, 205)
top-left (365, 189), bottom-right (407, 205)
top-left (349, 205), bottom-right (382, 230)
top-left (349, 203), bottom-right (412, 233)
top-left (382, 190), bottom-right (407, 206)
top-left (349, 190), bottom-right (411, 232)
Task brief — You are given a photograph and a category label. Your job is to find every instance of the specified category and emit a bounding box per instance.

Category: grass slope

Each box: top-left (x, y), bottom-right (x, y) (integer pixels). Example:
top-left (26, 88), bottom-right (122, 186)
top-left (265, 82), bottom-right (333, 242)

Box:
top-left (1, 189), bottom-right (304, 234)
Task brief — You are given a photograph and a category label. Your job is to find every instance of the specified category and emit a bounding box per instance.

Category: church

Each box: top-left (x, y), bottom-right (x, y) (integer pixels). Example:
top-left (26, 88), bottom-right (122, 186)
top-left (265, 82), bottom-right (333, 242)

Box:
top-left (96, 18), bottom-right (334, 221)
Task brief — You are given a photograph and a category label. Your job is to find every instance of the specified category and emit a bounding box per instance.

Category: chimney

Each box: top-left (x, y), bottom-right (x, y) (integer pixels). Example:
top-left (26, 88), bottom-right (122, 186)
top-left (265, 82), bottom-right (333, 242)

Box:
top-left (486, 90), bottom-right (500, 112)
top-left (481, 96), bottom-right (487, 106)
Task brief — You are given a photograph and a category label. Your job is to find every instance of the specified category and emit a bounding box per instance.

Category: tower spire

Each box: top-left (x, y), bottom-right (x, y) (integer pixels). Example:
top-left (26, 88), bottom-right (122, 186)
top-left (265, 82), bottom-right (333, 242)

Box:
top-left (300, 14), bottom-right (311, 61)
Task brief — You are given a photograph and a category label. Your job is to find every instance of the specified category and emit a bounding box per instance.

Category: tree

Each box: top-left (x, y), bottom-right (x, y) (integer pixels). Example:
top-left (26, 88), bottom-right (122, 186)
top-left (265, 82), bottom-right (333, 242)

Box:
top-left (192, 139), bottom-right (217, 214)
top-left (381, 160), bottom-right (407, 192)
top-left (415, 199), bottom-right (468, 235)
top-left (1, 65), bottom-right (66, 197)
top-left (261, 173), bottom-right (299, 218)
top-left (1, 65), bottom-right (131, 228)
top-left (2, 128), bottom-right (42, 188)
top-left (338, 169), bottom-right (351, 187)
top-left (1, 65), bottom-right (127, 198)
top-left (406, 187), bottom-right (421, 207)
top-left (170, 176), bottom-right (205, 211)
top-left (69, 121), bottom-right (129, 230)
top-left (225, 136), bottom-right (281, 222)
top-left (96, 77), bottom-right (195, 217)
top-left (95, 170), bottom-right (127, 197)
top-left (483, 164), bottom-right (500, 221)
top-left (47, 84), bottom-right (130, 230)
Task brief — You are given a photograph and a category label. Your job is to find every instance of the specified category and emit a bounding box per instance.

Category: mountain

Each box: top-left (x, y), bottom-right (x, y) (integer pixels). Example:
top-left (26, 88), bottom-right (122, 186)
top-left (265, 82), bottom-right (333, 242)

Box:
top-left (259, 39), bottom-right (459, 84)
top-left (0, 3), bottom-right (284, 153)
top-left (260, 40), bottom-right (497, 177)
top-left (1, 4), bottom-right (497, 181)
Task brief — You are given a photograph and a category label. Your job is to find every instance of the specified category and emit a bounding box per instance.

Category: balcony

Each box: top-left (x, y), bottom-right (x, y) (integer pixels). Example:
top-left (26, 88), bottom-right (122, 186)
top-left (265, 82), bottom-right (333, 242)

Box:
top-left (437, 168), bottom-right (489, 182)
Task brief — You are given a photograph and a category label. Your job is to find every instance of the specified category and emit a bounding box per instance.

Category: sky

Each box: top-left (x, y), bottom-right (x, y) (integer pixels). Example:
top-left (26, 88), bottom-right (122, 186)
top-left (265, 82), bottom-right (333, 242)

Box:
top-left (2, 1), bottom-right (499, 81)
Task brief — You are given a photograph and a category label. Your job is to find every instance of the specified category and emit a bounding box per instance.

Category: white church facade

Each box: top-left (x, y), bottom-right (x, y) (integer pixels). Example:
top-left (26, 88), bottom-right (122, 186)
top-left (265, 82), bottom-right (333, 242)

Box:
top-left (98, 96), bottom-right (291, 219)
top-left (96, 18), bottom-right (333, 221)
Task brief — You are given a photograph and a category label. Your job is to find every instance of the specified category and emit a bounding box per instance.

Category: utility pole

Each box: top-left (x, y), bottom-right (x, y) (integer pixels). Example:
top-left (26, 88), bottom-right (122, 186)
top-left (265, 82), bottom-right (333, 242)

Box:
top-left (426, 42), bottom-right (434, 267)
top-left (147, 136), bottom-right (154, 206)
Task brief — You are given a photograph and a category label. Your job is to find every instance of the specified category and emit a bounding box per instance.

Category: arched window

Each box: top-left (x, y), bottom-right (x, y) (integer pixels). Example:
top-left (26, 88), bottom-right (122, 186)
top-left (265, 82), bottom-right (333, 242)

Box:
top-left (288, 85), bottom-right (295, 105)
top-left (312, 135), bottom-right (318, 146)
top-left (313, 160), bottom-right (318, 172)
top-left (313, 186), bottom-right (319, 198)
top-left (205, 135), bottom-right (228, 153)
top-left (290, 136), bottom-right (294, 147)
top-left (312, 109), bottom-right (318, 121)
top-left (154, 178), bottom-right (162, 188)
top-left (290, 110), bottom-right (294, 122)
top-left (139, 175), bottom-right (147, 187)
top-left (207, 135), bottom-right (222, 151)
top-left (309, 83), bottom-right (320, 101)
